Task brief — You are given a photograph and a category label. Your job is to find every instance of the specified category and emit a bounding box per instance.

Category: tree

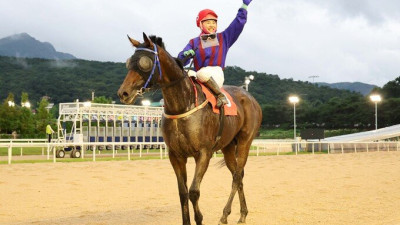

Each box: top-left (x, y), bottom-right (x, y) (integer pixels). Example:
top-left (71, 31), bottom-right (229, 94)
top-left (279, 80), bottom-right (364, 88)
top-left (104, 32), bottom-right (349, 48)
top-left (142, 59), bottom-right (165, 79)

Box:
top-left (35, 98), bottom-right (54, 135)
top-left (0, 93), bottom-right (20, 133)
top-left (19, 107), bottom-right (35, 136)
top-left (93, 96), bottom-right (113, 104)
top-left (382, 76), bottom-right (400, 98)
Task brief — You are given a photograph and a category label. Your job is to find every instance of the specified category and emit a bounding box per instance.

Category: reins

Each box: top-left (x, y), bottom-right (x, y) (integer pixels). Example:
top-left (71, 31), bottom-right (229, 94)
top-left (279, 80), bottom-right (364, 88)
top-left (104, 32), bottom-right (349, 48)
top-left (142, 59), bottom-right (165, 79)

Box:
top-left (135, 43), bottom-right (224, 148)
top-left (135, 45), bottom-right (206, 118)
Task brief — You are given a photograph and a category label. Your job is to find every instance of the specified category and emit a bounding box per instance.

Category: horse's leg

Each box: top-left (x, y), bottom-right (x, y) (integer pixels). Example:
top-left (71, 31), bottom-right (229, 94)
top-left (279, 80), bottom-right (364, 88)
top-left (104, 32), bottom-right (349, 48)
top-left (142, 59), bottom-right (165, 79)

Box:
top-left (219, 142), bottom-right (239, 224)
top-left (219, 140), bottom-right (250, 225)
top-left (189, 151), bottom-right (212, 225)
top-left (235, 140), bottom-right (252, 224)
top-left (169, 151), bottom-right (191, 225)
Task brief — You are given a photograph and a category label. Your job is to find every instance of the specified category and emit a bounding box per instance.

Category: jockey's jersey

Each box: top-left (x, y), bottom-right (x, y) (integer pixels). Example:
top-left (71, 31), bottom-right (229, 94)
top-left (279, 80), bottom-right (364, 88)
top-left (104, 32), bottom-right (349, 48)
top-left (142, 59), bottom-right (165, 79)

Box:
top-left (178, 7), bottom-right (248, 71)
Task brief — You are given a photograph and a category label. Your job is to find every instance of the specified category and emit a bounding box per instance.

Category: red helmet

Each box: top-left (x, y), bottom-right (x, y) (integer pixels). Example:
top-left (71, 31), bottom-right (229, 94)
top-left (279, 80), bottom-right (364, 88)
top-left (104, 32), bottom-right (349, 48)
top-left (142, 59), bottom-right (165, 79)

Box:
top-left (196, 9), bottom-right (218, 27)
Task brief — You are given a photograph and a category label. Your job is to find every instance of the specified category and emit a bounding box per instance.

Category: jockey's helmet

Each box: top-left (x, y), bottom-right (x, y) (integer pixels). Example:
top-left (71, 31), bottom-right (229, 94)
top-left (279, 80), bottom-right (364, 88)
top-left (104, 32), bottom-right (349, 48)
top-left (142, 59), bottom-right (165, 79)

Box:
top-left (196, 9), bottom-right (218, 27)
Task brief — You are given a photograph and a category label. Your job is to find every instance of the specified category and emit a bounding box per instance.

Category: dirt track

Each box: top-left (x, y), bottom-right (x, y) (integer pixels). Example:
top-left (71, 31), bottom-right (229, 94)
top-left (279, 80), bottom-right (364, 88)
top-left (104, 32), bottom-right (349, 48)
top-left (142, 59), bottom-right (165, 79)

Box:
top-left (1, 152), bottom-right (399, 225)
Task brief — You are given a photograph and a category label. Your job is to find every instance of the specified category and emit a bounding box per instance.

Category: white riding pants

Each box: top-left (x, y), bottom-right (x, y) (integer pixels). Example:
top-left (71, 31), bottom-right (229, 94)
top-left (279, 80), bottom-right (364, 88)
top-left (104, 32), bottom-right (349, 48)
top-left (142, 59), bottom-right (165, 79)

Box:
top-left (188, 66), bottom-right (224, 88)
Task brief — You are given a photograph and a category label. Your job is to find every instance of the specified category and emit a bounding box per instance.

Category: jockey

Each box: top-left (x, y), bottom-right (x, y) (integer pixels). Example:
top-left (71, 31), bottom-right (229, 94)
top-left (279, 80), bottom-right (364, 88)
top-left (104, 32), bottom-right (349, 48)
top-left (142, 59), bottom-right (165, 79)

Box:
top-left (178, 0), bottom-right (253, 107)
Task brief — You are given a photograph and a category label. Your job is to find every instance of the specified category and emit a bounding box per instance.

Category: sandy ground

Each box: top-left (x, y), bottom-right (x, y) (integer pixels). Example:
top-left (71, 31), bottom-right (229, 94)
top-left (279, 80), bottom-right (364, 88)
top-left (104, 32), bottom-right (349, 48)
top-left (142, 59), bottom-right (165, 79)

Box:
top-left (1, 151), bottom-right (399, 225)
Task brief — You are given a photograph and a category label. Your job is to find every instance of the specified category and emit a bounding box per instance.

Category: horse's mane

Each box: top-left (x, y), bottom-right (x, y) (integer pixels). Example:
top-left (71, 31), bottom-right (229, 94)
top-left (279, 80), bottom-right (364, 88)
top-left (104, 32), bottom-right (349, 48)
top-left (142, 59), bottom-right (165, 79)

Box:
top-left (149, 35), bottom-right (184, 69)
top-left (149, 35), bottom-right (165, 49)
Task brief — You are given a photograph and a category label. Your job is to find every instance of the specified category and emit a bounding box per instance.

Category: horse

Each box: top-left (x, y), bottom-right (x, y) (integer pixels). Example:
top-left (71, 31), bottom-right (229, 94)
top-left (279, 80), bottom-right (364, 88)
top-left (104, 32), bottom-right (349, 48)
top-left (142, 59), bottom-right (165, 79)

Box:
top-left (118, 33), bottom-right (262, 225)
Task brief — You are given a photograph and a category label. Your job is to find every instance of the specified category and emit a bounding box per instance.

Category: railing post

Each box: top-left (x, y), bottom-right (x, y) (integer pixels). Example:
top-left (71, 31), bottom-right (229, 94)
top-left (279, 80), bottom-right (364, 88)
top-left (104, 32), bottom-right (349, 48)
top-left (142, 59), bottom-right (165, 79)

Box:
top-left (367, 143), bottom-right (369, 152)
top-left (93, 145), bottom-right (96, 162)
top-left (53, 143), bottom-right (56, 163)
top-left (160, 144), bottom-right (163, 159)
top-left (8, 144), bottom-right (12, 165)
top-left (341, 144), bottom-right (344, 154)
top-left (81, 144), bottom-right (85, 159)
top-left (47, 143), bottom-right (50, 160)
top-left (112, 144), bottom-right (115, 158)
top-left (312, 143), bottom-right (314, 155)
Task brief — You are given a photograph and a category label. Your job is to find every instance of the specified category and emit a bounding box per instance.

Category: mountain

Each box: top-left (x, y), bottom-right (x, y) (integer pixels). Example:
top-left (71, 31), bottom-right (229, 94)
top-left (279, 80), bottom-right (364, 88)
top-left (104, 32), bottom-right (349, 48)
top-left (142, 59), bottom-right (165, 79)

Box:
top-left (0, 33), bottom-right (76, 60)
top-left (2, 55), bottom-right (400, 129)
top-left (0, 56), bottom-right (361, 108)
top-left (316, 82), bottom-right (377, 96)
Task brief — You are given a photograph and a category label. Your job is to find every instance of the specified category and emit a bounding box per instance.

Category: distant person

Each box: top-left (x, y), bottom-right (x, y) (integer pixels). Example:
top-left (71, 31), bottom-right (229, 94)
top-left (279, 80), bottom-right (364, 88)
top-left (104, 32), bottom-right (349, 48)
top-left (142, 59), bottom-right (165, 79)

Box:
top-left (12, 131), bottom-right (17, 139)
top-left (46, 124), bottom-right (55, 143)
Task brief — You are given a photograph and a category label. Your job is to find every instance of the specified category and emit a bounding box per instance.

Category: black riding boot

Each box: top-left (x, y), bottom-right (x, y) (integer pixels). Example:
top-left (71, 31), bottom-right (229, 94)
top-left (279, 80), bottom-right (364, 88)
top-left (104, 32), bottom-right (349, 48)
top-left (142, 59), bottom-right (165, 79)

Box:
top-left (204, 77), bottom-right (228, 107)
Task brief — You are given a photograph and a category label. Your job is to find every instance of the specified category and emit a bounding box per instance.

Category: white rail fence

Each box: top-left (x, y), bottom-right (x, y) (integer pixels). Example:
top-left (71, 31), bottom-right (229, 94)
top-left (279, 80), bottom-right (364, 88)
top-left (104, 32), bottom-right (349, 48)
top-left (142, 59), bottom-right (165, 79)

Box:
top-left (0, 141), bottom-right (168, 164)
top-left (1, 140), bottom-right (399, 165)
top-left (251, 140), bottom-right (400, 155)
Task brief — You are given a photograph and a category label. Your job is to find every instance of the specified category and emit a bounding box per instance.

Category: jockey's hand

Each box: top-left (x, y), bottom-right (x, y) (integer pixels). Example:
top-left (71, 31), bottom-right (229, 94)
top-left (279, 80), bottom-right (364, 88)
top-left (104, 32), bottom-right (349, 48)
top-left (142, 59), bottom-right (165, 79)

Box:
top-left (243, 0), bottom-right (252, 6)
top-left (183, 49), bottom-right (195, 57)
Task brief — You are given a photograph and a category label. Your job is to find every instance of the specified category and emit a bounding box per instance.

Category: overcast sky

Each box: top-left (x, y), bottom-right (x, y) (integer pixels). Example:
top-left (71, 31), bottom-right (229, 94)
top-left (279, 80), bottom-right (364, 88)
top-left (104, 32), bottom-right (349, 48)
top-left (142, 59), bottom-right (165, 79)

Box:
top-left (1, 0), bottom-right (399, 86)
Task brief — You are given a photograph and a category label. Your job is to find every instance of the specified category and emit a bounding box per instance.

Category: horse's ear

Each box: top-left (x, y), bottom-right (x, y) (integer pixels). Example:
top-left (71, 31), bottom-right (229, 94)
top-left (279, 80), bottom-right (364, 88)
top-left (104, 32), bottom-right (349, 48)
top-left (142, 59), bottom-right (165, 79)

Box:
top-left (143, 32), bottom-right (154, 48)
top-left (127, 35), bottom-right (140, 47)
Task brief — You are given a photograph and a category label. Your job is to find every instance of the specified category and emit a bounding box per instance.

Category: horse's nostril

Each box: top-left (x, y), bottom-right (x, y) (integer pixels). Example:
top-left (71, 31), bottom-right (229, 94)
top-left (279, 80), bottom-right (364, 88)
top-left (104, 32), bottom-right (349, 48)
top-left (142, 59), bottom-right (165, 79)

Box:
top-left (122, 92), bottom-right (129, 98)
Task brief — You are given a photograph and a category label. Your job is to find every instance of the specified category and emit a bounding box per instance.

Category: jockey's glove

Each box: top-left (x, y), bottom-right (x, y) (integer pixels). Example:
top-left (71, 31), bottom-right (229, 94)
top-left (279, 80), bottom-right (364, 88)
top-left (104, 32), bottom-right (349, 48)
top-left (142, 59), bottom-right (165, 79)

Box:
top-left (242, 0), bottom-right (252, 9)
top-left (183, 49), bottom-right (195, 57)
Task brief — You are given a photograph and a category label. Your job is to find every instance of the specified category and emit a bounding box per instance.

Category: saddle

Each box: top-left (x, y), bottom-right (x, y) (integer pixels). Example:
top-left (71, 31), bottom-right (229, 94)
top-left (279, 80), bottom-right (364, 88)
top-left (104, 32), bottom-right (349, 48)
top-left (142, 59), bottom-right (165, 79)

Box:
top-left (197, 81), bottom-right (238, 116)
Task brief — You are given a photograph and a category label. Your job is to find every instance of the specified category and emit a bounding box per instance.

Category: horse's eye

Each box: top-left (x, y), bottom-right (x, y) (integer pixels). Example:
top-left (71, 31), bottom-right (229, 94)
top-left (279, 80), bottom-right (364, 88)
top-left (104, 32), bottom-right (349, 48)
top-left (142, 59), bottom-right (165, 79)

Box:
top-left (126, 58), bottom-right (131, 69)
top-left (138, 56), bottom-right (153, 72)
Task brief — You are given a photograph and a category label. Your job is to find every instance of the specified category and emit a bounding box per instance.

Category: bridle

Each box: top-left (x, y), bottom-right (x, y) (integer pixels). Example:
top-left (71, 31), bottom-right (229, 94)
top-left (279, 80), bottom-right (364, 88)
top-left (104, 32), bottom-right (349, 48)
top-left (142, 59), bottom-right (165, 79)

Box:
top-left (134, 44), bottom-right (188, 94)
top-left (133, 43), bottom-right (208, 119)
top-left (134, 44), bottom-right (162, 96)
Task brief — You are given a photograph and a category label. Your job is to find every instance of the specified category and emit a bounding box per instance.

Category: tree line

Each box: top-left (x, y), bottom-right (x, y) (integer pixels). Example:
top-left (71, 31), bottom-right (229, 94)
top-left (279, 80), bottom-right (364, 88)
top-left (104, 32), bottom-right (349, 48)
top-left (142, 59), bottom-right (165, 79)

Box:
top-left (1, 56), bottom-right (399, 137)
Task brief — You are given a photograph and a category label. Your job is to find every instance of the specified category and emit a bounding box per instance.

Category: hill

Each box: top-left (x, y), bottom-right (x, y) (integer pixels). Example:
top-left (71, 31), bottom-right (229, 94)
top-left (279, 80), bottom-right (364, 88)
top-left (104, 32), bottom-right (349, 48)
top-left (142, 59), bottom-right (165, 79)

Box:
top-left (0, 33), bottom-right (76, 60)
top-left (0, 56), bottom-right (360, 107)
top-left (1, 56), bottom-right (400, 129)
top-left (317, 82), bottom-right (377, 96)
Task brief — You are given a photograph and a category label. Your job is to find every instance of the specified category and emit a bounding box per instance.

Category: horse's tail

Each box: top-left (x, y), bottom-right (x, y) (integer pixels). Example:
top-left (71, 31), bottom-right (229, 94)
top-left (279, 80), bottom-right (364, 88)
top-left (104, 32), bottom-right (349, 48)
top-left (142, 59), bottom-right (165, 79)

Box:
top-left (216, 158), bottom-right (226, 168)
top-left (215, 137), bottom-right (239, 169)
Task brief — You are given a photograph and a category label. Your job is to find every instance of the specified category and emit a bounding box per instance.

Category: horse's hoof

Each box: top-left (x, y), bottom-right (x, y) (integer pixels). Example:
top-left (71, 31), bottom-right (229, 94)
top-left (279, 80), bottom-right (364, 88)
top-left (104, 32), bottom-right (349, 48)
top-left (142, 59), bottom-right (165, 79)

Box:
top-left (219, 220), bottom-right (228, 225)
top-left (237, 219), bottom-right (246, 224)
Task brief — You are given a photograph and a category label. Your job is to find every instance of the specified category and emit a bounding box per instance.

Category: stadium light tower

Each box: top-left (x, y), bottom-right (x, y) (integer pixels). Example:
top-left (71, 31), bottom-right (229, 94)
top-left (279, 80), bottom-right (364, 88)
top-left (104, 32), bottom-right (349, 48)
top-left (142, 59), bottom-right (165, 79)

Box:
top-left (244, 75), bottom-right (254, 91)
top-left (289, 96), bottom-right (300, 140)
top-left (22, 101), bottom-right (31, 108)
top-left (308, 75), bottom-right (319, 83)
top-left (370, 94), bottom-right (382, 130)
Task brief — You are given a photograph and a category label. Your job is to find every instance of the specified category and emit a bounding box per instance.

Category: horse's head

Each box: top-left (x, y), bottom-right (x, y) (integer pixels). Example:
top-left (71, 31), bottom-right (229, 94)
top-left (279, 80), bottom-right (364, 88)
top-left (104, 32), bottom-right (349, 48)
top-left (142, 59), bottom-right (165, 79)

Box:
top-left (118, 33), bottom-right (165, 104)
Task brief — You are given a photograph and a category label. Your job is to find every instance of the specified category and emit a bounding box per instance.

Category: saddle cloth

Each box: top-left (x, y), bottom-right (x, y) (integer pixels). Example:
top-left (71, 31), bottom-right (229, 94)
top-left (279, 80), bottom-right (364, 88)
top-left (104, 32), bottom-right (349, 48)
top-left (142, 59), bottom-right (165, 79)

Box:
top-left (199, 83), bottom-right (238, 116)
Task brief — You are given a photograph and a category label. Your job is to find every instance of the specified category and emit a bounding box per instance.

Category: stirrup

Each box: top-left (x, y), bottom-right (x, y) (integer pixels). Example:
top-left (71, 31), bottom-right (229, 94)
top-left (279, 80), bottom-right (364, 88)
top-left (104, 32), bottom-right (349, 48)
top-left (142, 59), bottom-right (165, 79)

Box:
top-left (216, 94), bottom-right (228, 107)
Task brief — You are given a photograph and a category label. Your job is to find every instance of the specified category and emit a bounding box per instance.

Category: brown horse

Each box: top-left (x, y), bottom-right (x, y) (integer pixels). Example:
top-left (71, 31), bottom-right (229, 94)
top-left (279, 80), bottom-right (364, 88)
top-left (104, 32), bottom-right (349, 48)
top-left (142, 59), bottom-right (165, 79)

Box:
top-left (118, 33), bottom-right (262, 225)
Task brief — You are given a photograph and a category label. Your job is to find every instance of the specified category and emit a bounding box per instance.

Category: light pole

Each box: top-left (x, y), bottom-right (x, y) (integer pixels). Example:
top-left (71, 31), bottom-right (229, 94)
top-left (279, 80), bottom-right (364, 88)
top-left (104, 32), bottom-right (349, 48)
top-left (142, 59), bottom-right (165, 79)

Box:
top-left (141, 99), bottom-right (151, 106)
top-left (7, 101), bottom-right (15, 107)
top-left (289, 96), bottom-right (299, 140)
top-left (370, 94), bottom-right (381, 130)
top-left (22, 101), bottom-right (31, 108)
top-left (244, 75), bottom-right (254, 91)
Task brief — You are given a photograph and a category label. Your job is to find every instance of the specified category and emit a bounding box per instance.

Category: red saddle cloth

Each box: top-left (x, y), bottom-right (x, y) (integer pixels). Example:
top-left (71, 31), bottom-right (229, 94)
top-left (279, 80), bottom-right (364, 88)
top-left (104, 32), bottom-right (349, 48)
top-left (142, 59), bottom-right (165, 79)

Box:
top-left (199, 83), bottom-right (237, 116)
